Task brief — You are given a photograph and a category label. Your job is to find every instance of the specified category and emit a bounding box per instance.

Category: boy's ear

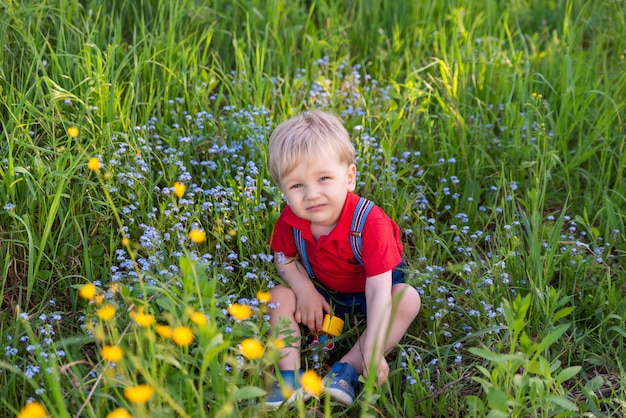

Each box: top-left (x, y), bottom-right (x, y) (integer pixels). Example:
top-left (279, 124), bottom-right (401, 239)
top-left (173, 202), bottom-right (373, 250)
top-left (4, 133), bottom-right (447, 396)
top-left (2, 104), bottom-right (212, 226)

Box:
top-left (347, 163), bottom-right (357, 191)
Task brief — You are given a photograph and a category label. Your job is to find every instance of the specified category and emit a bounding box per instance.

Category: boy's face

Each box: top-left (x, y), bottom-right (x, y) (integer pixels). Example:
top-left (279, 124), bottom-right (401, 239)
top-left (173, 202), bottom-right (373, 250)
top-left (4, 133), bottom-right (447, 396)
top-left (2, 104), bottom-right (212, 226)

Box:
top-left (280, 150), bottom-right (356, 230)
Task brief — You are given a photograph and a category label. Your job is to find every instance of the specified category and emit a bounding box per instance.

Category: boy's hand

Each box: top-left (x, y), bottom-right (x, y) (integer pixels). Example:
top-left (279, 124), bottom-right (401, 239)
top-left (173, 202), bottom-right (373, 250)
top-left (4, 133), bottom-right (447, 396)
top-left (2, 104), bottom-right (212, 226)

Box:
top-left (362, 351), bottom-right (389, 386)
top-left (294, 288), bottom-right (331, 332)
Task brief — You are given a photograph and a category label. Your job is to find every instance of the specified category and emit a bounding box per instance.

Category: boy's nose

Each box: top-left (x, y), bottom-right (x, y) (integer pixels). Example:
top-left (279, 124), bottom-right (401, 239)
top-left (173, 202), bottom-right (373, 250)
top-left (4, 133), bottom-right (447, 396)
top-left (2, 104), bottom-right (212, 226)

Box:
top-left (304, 186), bottom-right (321, 200)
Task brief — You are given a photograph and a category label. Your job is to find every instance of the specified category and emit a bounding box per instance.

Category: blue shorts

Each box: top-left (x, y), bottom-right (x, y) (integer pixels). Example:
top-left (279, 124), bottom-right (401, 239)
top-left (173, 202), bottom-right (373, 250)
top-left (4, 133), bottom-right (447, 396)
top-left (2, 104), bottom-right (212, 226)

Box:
top-left (313, 263), bottom-right (405, 318)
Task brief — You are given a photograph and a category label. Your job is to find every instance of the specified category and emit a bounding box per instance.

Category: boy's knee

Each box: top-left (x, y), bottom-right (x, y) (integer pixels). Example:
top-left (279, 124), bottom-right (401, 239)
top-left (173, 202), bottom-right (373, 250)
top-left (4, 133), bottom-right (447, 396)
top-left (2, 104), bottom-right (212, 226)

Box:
top-left (271, 284), bottom-right (292, 297)
top-left (394, 284), bottom-right (421, 318)
top-left (270, 285), bottom-right (296, 306)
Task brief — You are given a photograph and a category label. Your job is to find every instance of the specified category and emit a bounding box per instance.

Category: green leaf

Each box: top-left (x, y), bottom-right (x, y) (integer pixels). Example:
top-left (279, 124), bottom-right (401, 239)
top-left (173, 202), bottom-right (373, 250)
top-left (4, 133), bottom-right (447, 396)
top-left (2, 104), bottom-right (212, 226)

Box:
top-left (486, 387), bottom-right (508, 412)
top-left (534, 323), bottom-right (570, 354)
top-left (555, 366), bottom-right (581, 386)
top-left (180, 255), bottom-right (193, 279)
top-left (486, 409), bottom-right (510, 418)
top-left (468, 347), bottom-right (522, 363)
top-left (234, 386), bottom-right (267, 400)
top-left (520, 331), bottom-right (532, 352)
top-left (155, 296), bottom-right (174, 312)
top-left (546, 395), bottom-right (579, 412)
top-left (552, 306), bottom-right (575, 323)
top-left (584, 375), bottom-right (604, 392)
top-left (466, 395), bottom-right (485, 413)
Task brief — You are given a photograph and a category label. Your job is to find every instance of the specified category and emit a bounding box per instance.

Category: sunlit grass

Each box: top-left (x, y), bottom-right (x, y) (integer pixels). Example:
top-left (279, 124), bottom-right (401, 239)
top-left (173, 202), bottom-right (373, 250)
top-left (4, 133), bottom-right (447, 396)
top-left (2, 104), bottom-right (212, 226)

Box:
top-left (1, 0), bottom-right (625, 417)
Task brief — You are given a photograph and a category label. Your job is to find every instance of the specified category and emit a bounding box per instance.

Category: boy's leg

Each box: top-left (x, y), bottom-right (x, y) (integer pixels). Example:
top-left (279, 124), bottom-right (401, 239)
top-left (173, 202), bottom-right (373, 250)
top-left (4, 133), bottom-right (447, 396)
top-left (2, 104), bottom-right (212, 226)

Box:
top-left (337, 283), bottom-right (421, 374)
top-left (269, 284), bottom-right (302, 371)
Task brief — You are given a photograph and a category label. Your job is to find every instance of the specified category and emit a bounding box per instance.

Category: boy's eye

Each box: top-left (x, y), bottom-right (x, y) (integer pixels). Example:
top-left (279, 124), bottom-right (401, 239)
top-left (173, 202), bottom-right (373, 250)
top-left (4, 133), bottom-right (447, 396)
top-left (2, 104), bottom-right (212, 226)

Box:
top-left (289, 184), bottom-right (302, 189)
top-left (320, 176), bottom-right (331, 181)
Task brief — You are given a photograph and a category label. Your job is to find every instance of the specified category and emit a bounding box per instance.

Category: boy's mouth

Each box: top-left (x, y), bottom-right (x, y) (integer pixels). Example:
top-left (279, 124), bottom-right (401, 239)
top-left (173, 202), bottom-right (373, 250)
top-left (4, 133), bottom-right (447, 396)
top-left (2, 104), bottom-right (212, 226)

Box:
top-left (307, 203), bottom-right (327, 211)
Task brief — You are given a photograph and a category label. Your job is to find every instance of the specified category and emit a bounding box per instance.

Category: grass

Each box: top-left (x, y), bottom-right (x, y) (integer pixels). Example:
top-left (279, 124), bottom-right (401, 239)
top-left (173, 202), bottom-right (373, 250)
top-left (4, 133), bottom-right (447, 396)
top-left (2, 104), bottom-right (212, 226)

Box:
top-left (1, 0), bottom-right (625, 416)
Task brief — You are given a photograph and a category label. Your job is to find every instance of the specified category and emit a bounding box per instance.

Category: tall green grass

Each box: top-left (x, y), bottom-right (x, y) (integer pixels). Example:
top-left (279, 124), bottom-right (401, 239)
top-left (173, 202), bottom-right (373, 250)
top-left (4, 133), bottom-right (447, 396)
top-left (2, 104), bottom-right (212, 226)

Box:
top-left (1, 0), bottom-right (625, 416)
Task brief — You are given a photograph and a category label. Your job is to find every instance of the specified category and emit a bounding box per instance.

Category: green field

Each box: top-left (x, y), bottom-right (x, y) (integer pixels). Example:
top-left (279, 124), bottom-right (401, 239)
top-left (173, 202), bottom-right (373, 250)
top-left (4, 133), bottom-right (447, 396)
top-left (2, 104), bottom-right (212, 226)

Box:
top-left (1, 0), bottom-right (625, 416)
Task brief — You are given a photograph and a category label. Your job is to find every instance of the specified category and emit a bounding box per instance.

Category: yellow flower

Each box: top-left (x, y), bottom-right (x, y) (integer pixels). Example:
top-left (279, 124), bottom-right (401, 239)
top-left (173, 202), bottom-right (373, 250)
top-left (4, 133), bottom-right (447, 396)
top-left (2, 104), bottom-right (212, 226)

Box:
top-left (87, 157), bottom-right (101, 171)
top-left (301, 370), bottom-right (324, 396)
top-left (131, 311), bottom-right (155, 327)
top-left (256, 291), bottom-right (272, 304)
top-left (172, 326), bottom-right (194, 347)
top-left (173, 182), bottom-right (186, 198)
top-left (240, 338), bottom-right (264, 360)
top-left (123, 384), bottom-right (154, 404)
top-left (228, 303), bottom-right (252, 321)
top-left (79, 283), bottom-right (97, 300)
top-left (97, 304), bottom-right (116, 321)
top-left (67, 126), bottom-right (79, 138)
top-left (272, 339), bottom-right (286, 350)
top-left (17, 401), bottom-right (47, 418)
top-left (155, 324), bottom-right (173, 338)
top-left (188, 229), bottom-right (206, 243)
top-left (101, 345), bottom-right (124, 363)
top-left (121, 237), bottom-right (130, 246)
top-left (190, 311), bottom-right (207, 326)
top-left (105, 408), bottom-right (132, 418)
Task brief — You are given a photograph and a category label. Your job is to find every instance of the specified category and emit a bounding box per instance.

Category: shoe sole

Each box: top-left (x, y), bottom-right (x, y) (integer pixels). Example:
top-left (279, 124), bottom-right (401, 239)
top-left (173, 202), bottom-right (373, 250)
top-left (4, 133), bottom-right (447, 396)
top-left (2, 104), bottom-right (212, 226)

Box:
top-left (324, 387), bottom-right (354, 406)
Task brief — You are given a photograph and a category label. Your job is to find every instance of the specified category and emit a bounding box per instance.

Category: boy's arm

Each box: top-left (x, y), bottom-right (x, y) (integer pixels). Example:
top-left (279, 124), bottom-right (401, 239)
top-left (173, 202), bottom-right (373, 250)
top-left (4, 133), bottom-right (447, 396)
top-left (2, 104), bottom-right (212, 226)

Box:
top-left (363, 270), bottom-right (393, 384)
top-left (274, 252), bottom-right (331, 331)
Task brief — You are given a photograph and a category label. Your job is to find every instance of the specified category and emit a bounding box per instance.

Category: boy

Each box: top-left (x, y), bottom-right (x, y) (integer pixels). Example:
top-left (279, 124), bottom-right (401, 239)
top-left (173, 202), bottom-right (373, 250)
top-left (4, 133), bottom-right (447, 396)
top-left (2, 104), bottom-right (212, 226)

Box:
top-left (266, 110), bottom-right (421, 407)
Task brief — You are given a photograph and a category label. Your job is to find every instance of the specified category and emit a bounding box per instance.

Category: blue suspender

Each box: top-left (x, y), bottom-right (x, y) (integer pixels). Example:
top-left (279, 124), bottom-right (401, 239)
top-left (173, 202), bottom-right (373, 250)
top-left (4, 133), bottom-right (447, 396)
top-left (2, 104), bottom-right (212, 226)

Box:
top-left (293, 228), bottom-right (315, 278)
top-left (293, 197), bottom-right (374, 278)
top-left (349, 197), bottom-right (375, 265)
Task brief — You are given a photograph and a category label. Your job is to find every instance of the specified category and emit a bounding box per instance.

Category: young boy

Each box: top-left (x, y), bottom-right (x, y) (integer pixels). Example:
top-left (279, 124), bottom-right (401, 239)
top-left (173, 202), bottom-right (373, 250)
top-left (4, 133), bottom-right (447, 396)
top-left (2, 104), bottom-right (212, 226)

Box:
top-left (266, 110), bottom-right (421, 407)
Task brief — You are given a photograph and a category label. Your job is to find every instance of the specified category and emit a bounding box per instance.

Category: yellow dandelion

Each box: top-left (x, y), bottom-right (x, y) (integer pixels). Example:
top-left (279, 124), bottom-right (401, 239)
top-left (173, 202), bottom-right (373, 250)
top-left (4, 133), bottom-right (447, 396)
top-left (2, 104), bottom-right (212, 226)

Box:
top-left (131, 311), bottom-right (155, 327)
top-left (101, 345), bottom-right (124, 363)
top-left (17, 401), bottom-right (47, 418)
top-left (272, 338), bottom-right (286, 350)
top-left (123, 384), bottom-right (154, 404)
top-left (239, 338), bottom-right (264, 360)
top-left (121, 237), bottom-right (130, 246)
top-left (155, 324), bottom-right (173, 338)
top-left (97, 304), bottom-right (116, 321)
top-left (79, 283), bottom-right (97, 300)
top-left (301, 370), bottom-right (324, 396)
top-left (105, 408), bottom-right (132, 418)
top-left (87, 157), bottom-right (101, 171)
top-left (172, 326), bottom-right (194, 347)
top-left (256, 291), bottom-right (272, 304)
top-left (190, 311), bottom-right (208, 326)
top-left (228, 303), bottom-right (252, 321)
top-left (67, 126), bottom-right (79, 138)
top-left (173, 182), bottom-right (186, 198)
top-left (188, 229), bottom-right (206, 243)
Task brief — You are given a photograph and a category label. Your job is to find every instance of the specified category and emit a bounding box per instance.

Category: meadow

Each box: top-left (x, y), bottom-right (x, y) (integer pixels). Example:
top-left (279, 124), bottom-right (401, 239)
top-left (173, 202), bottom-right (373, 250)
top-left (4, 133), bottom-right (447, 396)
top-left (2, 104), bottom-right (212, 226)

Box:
top-left (1, 0), bottom-right (625, 416)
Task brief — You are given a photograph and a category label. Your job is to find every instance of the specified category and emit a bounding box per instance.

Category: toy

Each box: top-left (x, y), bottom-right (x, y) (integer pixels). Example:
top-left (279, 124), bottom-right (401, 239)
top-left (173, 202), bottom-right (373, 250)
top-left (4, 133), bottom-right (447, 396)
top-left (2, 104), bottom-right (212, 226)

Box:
top-left (310, 314), bottom-right (344, 350)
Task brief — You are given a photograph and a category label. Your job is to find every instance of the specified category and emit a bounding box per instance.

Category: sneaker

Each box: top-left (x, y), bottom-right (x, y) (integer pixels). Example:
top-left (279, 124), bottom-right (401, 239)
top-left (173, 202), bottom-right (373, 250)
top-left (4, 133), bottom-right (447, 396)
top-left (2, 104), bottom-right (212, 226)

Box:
top-left (265, 370), bottom-right (311, 408)
top-left (324, 362), bottom-right (359, 406)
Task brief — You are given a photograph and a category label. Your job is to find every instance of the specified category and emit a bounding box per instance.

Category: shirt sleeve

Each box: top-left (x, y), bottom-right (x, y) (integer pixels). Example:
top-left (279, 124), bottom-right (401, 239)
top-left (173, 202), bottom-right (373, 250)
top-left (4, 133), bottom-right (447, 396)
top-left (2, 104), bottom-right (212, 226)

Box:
top-left (360, 207), bottom-right (403, 277)
top-left (268, 210), bottom-right (298, 258)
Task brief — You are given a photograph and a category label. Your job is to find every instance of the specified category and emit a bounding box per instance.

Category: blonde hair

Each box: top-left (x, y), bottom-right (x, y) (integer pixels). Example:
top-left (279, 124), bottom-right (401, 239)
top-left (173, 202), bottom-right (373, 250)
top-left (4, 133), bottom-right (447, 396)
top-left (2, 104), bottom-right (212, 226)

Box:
top-left (268, 110), bottom-right (355, 187)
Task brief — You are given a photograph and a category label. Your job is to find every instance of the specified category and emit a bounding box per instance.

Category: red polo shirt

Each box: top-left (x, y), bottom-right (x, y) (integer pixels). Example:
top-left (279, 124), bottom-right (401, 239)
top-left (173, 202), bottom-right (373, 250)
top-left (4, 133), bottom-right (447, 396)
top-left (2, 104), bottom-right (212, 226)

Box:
top-left (269, 192), bottom-right (403, 293)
